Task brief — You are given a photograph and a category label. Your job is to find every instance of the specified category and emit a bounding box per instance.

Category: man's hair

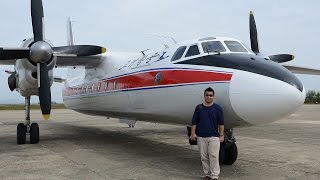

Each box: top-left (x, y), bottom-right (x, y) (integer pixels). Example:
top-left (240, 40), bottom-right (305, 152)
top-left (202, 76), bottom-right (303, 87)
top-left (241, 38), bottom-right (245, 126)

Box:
top-left (204, 87), bottom-right (215, 96)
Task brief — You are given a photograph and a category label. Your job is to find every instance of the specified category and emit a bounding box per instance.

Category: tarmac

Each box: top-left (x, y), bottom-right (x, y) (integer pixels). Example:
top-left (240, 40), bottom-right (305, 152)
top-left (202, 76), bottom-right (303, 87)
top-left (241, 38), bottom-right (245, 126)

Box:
top-left (0, 105), bottom-right (319, 180)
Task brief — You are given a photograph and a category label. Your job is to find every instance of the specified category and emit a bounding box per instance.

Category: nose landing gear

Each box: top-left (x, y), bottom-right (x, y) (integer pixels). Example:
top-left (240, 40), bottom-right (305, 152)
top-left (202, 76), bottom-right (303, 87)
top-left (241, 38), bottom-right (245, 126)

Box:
top-left (17, 97), bottom-right (40, 144)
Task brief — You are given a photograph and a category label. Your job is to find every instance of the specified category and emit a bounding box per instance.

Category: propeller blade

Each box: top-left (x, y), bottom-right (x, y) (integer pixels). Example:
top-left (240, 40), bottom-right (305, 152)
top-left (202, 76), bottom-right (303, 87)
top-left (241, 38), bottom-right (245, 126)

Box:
top-left (249, 11), bottom-right (259, 54)
top-left (269, 54), bottom-right (295, 63)
top-left (38, 63), bottom-right (51, 120)
top-left (31, 0), bottom-right (44, 41)
top-left (0, 48), bottom-right (30, 60)
top-left (52, 45), bottom-right (106, 56)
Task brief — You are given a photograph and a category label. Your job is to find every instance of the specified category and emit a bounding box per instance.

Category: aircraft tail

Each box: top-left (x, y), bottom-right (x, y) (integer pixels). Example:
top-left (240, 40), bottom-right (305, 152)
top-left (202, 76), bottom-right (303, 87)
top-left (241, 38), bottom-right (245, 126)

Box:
top-left (66, 17), bottom-right (74, 46)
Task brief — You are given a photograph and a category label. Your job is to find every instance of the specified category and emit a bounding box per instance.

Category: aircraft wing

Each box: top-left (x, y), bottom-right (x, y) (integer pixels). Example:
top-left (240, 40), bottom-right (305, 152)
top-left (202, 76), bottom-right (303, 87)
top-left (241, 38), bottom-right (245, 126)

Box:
top-left (283, 64), bottom-right (320, 75)
top-left (54, 54), bottom-right (105, 67)
top-left (0, 60), bottom-right (15, 65)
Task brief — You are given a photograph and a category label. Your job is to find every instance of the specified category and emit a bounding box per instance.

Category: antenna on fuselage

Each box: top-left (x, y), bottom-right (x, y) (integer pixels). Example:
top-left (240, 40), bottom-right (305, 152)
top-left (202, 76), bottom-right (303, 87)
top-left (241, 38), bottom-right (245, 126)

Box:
top-left (151, 34), bottom-right (178, 49)
top-left (158, 39), bottom-right (170, 49)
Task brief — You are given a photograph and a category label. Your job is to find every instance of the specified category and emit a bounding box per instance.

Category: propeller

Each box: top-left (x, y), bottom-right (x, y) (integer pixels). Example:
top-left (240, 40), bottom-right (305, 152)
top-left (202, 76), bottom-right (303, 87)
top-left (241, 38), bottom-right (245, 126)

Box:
top-left (0, 48), bottom-right (30, 60)
top-left (249, 11), bottom-right (294, 63)
top-left (53, 45), bottom-right (106, 56)
top-left (38, 63), bottom-right (51, 120)
top-left (0, 0), bottom-right (106, 120)
top-left (268, 54), bottom-right (295, 63)
top-left (249, 11), bottom-right (259, 54)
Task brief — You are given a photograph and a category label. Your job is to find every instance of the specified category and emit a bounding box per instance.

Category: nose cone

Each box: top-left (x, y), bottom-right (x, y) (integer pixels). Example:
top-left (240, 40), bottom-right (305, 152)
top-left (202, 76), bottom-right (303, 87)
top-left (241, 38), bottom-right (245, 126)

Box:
top-left (229, 71), bottom-right (305, 125)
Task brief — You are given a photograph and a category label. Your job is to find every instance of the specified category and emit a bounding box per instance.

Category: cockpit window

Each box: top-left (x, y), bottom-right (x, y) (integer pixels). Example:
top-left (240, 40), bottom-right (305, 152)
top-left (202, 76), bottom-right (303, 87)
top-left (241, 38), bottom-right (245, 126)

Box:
top-left (185, 45), bottom-right (200, 57)
top-left (202, 41), bottom-right (226, 53)
top-left (171, 46), bottom-right (187, 61)
top-left (224, 41), bottom-right (248, 52)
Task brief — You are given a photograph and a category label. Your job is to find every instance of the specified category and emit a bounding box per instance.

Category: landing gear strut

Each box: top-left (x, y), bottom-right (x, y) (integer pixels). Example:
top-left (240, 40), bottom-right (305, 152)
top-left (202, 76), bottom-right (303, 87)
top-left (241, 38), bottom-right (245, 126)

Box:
top-left (187, 126), bottom-right (238, 165)
top-left (17, 96), bottom-right (40, 144)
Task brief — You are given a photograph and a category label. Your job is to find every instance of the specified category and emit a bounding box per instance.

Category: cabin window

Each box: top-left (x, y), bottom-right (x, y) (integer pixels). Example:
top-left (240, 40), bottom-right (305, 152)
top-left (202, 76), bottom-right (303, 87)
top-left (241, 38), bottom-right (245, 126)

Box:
top-left (171, 46), bottom-right (187, 61)
top-left (202, 41), bottom-right (226, 53)
top-left (224, 41), bottom-right (248, 52)
top-left (104, 81), bottom-right (109, 91)
top-left (82, 86), bottom-right (85, 94)
top-left (185, 45), bottom-right (200, 57)
top-left (97, 82), bottom-right (101, 91)
top-left (114, 80), bottom-right (118, 90)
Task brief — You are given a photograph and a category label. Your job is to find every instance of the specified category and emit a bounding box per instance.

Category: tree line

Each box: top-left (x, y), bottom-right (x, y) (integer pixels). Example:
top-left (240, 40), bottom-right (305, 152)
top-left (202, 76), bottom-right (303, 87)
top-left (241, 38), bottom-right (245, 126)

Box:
top-left (305, 90), bottom-right (320, 104)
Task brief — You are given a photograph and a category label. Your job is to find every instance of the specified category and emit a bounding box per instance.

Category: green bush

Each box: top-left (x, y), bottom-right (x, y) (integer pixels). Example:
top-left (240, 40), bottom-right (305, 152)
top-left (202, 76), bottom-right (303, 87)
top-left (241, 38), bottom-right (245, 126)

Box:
top-left (305, 90), bottom-right (320, 104)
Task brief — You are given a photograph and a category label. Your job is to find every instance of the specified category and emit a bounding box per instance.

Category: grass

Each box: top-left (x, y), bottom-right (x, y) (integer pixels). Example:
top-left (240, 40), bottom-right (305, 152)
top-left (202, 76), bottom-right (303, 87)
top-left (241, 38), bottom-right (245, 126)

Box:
top-left (0, 104), bottom-right (66, 110)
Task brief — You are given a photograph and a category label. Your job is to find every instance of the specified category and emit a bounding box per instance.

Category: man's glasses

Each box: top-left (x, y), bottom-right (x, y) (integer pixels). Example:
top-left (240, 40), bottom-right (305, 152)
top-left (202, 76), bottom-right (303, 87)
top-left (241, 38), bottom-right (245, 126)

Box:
top-left (205, 94), bottom-right (213, 97)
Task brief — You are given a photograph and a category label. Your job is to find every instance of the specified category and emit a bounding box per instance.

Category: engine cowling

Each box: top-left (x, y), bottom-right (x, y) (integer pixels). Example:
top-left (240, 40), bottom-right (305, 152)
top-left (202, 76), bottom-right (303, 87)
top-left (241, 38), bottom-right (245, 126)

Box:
top-left (12, 38), bottom-right (56, 97)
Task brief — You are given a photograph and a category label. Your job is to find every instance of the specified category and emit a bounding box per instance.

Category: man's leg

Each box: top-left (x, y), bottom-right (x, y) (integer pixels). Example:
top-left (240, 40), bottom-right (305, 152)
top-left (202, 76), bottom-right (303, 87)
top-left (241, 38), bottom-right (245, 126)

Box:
top-left (208, 137), bottom-right (220, 179)
top-left (198, 137), bottom-right (210, 177)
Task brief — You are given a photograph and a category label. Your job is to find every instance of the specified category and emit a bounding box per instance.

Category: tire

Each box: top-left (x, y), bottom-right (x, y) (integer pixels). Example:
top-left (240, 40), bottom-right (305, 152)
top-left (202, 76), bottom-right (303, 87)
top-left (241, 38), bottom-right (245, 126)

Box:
top-left (224, 143), bottom-right (238, 165)
top-left (17, 123), bottom-right (27, 145)
top-left (219, 143), bottom-right (225, 165)
top-left (30, 123), bottom-right (39, 144)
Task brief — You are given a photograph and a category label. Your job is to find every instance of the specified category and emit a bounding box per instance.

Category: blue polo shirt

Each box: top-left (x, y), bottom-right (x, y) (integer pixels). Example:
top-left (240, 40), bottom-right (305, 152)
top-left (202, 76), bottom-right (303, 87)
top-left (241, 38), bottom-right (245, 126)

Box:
top-left (191, 103), bottom-right (224, 137)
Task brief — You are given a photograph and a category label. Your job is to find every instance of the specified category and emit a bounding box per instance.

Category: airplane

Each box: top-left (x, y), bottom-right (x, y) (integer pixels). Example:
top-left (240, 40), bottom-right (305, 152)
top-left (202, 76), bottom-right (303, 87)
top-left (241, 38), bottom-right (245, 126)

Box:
top-left (1, 0), bottom-right (320, 165)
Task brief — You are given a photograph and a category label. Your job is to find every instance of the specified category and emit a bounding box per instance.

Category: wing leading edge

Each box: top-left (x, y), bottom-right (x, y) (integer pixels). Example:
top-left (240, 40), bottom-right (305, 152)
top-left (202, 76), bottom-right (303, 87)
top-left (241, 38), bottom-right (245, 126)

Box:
top-left (283, 64), bottom-right (320, 75)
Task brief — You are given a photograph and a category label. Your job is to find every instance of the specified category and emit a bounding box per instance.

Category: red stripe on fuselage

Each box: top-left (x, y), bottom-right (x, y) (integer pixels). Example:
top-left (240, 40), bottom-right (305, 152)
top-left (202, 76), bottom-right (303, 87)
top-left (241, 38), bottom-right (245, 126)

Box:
top-left (63, 69), bottom-right (232, 96)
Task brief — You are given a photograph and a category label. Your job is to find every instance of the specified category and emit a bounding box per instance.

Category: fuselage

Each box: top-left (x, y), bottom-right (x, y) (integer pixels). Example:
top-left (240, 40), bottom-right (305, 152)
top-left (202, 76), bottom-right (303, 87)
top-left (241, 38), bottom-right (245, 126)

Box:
top-left (62, 37), bottom-right (305, 129)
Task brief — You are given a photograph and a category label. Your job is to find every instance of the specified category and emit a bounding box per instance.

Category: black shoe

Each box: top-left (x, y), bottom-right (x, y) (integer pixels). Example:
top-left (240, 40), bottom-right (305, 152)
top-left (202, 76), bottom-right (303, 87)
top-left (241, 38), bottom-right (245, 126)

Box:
top-left (203, 176), bottom-right (211, 180)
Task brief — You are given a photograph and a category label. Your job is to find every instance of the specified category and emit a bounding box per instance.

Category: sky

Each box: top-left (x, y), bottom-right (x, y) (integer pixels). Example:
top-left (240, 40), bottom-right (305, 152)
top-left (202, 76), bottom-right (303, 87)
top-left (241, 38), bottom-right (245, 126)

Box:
top-left (0, 0), bottom-right (320, 104)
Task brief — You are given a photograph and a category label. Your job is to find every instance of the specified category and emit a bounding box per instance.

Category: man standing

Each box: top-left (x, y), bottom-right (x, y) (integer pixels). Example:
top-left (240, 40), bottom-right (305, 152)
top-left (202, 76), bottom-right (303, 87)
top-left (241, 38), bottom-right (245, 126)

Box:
top-left (191, 87), bottom-right (224, 180)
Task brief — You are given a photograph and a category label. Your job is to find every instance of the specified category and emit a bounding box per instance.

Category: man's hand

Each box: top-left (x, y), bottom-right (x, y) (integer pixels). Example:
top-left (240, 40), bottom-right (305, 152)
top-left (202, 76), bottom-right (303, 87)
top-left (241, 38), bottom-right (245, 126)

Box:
top-left (191, 133), bottom-right (197, 141)
top-left (219, 125), bottom-right (224, 143)
top-left (219, 135), bottom-right (224, 143)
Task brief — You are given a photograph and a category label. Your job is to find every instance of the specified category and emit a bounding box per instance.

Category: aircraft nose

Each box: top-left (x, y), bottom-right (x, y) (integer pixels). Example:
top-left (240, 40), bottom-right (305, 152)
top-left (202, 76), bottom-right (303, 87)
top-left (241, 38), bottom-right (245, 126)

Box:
top-left (229, 71), bottom-right (306, 125)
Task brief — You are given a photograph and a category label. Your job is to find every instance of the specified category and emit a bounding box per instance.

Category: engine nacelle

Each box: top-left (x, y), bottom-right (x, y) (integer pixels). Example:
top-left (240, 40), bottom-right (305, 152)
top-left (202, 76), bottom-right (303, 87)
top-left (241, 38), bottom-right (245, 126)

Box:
top-left (13, 38), bottom-right (56, 97)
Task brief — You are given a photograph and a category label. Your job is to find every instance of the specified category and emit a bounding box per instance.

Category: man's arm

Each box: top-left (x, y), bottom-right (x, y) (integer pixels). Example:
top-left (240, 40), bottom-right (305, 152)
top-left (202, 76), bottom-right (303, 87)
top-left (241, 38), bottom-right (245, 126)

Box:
top-left (217, 105), bottom-right (225, 142)
top-left (191, 105), bottom-right (199, 141)
top-left (191, 125), bottom-right (197, 141)
top-left (219, 125), bottom-right (224, 142)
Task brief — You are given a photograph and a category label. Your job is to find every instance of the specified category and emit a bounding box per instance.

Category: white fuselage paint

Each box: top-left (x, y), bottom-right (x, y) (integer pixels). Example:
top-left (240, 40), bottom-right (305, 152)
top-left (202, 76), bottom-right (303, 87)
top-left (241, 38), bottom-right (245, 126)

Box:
top-left (62, 37), bottom-right (306, 129)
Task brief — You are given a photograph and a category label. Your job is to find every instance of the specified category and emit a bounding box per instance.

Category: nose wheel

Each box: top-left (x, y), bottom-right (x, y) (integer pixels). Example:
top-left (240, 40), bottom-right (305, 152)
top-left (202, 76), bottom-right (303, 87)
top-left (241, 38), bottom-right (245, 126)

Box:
top-left (17, 97), bottom-right (40, 145)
